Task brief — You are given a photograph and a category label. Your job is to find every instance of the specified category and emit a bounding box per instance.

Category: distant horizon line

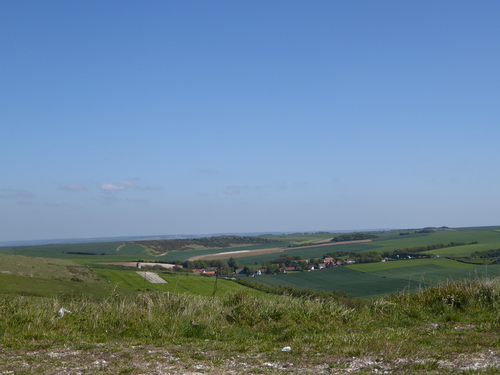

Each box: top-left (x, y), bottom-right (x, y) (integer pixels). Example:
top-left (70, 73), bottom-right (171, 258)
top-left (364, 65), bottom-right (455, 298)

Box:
top-left (1, 228), bottom-right (391, 247)
top-left (2, 225), bottom-right (498, 247)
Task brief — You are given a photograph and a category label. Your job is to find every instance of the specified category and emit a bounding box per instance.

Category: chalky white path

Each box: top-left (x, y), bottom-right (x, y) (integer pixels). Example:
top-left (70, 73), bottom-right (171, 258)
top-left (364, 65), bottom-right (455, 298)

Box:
top-left (136, 271), bottom-right (168, 283)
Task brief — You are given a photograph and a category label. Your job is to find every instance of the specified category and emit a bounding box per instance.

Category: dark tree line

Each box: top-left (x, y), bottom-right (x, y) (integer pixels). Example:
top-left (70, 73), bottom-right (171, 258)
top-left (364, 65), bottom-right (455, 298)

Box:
top-left (323, 242), bottom-right (471, 264)
top-left (330, 233), bottom-right (379, 242)
top-left (132, 236), bottom-right (278, 254)
top-left (470, 248), bottom-right (500, 259)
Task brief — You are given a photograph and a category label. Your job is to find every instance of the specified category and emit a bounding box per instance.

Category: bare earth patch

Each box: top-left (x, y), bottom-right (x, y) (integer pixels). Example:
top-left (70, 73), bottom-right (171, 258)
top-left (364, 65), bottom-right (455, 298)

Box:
top-left (1, 345), bottom-right (499, 374)
top-left (188, 240), bottom-right (372, 261)
top-left (136, 272), bottom-right (168, 283)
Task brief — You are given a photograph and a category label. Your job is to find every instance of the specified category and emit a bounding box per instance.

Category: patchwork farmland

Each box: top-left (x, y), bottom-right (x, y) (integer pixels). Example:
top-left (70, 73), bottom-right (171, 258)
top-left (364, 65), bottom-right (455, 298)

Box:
top-left (1, 226), bottom-right (500, 299)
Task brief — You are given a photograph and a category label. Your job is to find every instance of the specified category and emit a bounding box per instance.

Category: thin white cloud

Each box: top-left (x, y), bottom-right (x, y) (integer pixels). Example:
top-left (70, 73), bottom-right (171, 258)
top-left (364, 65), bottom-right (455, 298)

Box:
top-left (99, 181), bottom-right (137, 192)
top-left (0, 189), bottom-right (36, 199)
top-left (61, 184), bottom-right (86, 191)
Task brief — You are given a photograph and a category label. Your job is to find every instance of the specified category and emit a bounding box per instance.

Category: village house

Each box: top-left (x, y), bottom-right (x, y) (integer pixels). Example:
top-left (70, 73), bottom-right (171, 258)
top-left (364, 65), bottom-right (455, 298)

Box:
top-left (192, 268), bottom-right (217, 275)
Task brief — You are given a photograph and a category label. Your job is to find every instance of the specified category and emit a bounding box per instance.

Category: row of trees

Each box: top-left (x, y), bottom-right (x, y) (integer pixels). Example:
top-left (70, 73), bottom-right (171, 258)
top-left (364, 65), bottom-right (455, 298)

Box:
top-left (330, 232), bottom-right (379, 242)
top-left (469, 248), bottom-right (500, 259)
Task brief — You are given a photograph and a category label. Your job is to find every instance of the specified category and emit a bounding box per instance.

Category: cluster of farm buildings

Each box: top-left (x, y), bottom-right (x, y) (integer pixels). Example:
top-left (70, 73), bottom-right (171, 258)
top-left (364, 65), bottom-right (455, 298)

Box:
top-left (189, 256), bottom-right (358, 276)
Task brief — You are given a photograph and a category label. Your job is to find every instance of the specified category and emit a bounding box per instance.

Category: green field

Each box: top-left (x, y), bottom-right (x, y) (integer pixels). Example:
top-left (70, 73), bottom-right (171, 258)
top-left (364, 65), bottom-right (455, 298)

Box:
top-left (347, 257), bottom-right (472, 272)
top-left (250, 257), bottom-right (500, 299)
top-left (93, 269), bottom-right (253, 296)
top-left (0, 251), bottom-right (255, 298)
top-left (0, 273), bottom-right (117, 298)
top-left (373, 229), bottom-right (500, 255)
top-left (3, 226), bottom-right (500, 300)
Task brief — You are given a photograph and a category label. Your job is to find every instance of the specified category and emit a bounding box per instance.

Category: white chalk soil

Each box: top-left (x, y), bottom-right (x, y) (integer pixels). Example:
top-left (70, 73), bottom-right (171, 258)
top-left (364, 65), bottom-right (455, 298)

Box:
top-left (136, 271), bottom-right (168, 284)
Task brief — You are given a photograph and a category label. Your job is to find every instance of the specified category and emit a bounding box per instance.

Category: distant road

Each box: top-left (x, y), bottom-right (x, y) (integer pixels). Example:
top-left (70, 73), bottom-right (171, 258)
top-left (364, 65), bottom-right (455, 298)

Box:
top-left (188, 239), bottom-right (372, 261)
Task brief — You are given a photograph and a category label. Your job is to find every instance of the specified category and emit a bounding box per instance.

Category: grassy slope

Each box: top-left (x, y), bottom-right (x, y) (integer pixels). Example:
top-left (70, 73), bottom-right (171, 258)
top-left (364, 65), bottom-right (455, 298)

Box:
top-left (92, 269), bottom-right (256, 296)
top-left (2, 278), bottom-right (500, 374)
top-left (0, 273), bottom-right (118, 298)
top-left (0, 242), bottom-right (173, 265)
top-left (0, 253), bottom-right (256, 298)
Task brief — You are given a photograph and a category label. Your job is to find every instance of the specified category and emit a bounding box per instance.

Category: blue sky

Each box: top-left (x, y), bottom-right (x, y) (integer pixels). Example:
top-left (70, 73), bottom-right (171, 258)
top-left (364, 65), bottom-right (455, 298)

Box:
top-left (1, 1), bottom-right (500, 241)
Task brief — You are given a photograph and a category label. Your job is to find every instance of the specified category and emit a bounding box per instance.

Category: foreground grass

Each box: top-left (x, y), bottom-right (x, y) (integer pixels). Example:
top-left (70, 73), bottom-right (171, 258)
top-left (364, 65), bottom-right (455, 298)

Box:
top-left (2, 278), bottom-right (500, 373)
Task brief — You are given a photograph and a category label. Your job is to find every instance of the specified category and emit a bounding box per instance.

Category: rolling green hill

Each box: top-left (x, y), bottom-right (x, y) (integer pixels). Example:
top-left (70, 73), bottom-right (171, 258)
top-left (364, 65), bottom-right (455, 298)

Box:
top-left (3, 226), bottom-right (500, 300)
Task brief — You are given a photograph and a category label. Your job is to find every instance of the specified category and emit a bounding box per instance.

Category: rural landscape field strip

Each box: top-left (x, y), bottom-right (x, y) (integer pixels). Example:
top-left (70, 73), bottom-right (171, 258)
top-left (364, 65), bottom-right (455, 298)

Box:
top-left (3, 227), bottom-right (500, 300)
top-left (4, 228), bottom-right (500, 372)
top-left (347, 257), bottom-right (472, 273)
top-left (187, 239), bottom-right (373, 261)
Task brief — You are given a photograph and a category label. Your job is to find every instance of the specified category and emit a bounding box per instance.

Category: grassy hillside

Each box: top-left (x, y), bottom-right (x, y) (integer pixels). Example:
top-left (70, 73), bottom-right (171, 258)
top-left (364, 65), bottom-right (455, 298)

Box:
top-left (0, 253), bottom-right (257, 299)
top-left (92, 268), bottom-right (258, 296)
top-left (0, 254), bottom-right (105, 281)
top-left (132, 235), bottom-right (279, 255)
top-left (2, 278), bottom-right (500, 373)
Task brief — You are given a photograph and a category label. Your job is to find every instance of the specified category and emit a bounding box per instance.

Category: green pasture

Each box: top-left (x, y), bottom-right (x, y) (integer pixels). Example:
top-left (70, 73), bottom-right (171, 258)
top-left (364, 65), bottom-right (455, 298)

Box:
top-left (250, 260), bottom-right (500, 299)
top-left (92, 268), bottom-right (256, 297)
top-left (0, 254), bottom-right (107, 283)
top-left (260, 233), bottom-right (335, 243)
top-left (422, 243), bottom-right (500, 257)
top-left (347, 257), bottom-right (472, 272)
top-left (252, 267), bottom-right (413, 299)
top-left (0, 242), bottom-right (165, 264)
top-left (368, 263), bottom-right (500, 285)
top-left (0, 272), bottom-right (118, 298)
top-left (0, 242), bottom-right (123, 258)
top-left (371, 229), bottom-right (500, 253)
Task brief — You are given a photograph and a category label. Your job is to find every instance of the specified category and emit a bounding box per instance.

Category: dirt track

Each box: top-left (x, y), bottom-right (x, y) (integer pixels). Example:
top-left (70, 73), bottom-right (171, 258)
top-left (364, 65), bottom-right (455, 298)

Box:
top-left (3, 345), bottom-right (498, 374)
top-left (188, 239), bottom-right (372, 261)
